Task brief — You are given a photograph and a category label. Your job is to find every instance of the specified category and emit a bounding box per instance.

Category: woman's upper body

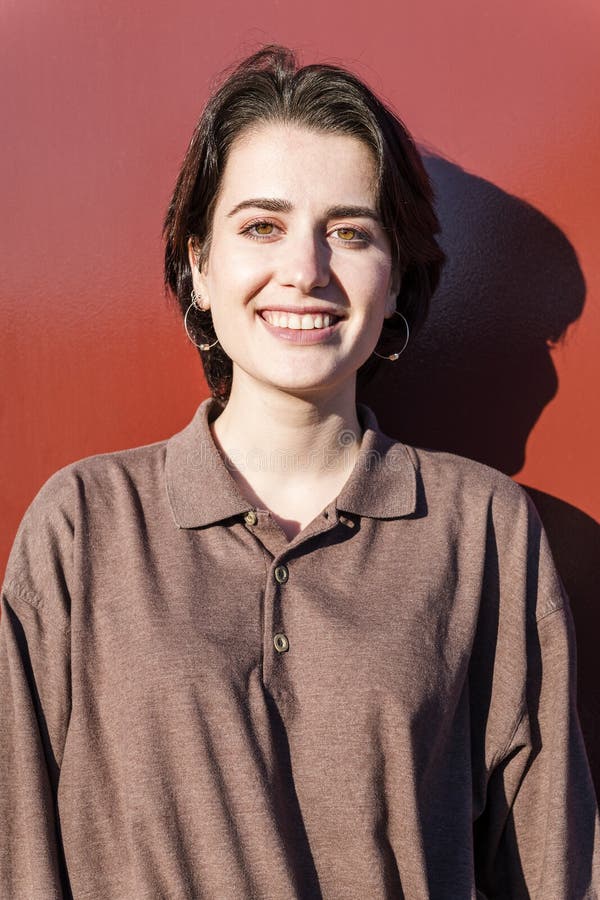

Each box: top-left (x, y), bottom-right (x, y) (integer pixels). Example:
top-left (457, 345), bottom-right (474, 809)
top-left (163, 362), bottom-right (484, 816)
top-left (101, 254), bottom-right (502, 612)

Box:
top-left (2, 43), bottom-right (599, 899)
top-left (2, 395), bottom-right (599, 899)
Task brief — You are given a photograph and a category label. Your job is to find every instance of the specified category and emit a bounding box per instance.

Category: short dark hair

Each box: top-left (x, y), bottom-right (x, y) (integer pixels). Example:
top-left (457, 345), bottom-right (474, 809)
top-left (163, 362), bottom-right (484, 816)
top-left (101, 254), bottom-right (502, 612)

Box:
top-left (163, 44), bottom-right (446, 405)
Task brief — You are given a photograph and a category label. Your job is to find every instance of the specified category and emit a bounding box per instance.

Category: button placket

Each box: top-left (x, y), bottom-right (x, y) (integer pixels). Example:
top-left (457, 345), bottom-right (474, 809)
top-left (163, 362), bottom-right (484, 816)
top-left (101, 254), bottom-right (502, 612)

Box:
top-left (272, 563), bottom-right (290, 657)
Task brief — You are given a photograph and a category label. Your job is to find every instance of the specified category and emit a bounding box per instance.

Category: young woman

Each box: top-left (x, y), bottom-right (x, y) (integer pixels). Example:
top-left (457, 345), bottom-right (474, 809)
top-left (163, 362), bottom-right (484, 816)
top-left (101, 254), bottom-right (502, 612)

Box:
top-left (1, 44), bottom-right (599, 899)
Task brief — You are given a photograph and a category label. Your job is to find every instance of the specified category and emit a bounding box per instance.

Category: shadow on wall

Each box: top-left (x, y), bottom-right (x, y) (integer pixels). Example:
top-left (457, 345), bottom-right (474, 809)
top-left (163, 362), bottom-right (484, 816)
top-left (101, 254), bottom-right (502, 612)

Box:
top-left (358, 153), bottom-right (600, 798)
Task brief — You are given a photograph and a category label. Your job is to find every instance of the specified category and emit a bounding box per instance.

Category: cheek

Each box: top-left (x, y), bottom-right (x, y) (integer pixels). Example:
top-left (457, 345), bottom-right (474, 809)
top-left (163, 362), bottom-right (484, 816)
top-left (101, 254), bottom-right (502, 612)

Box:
top-left (342, 255), bottom-right (393, 311)
top-left (352, 261), bottom-right (395, 343)
top-left (372, 254), bottom-right (395, 292)
top-left (337, 243), bottom-right (391, 283)
top-left (206, 243), bottom-right (268, 305)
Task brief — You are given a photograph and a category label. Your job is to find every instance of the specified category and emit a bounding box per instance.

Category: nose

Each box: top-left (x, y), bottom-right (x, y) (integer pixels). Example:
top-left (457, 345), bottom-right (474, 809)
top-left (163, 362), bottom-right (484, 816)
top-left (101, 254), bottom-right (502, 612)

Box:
top-left (276, 227), bottom-right (331, 294)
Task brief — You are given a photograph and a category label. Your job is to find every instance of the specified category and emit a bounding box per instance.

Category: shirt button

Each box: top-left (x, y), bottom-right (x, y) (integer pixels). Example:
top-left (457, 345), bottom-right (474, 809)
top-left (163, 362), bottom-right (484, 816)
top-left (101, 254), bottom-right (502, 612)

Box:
top-left (274, 564), bottom-right (289, 584)
top-left (244, 510), bottom-right (258, 525)
top-left (273, 633), bottom-right (289, 653)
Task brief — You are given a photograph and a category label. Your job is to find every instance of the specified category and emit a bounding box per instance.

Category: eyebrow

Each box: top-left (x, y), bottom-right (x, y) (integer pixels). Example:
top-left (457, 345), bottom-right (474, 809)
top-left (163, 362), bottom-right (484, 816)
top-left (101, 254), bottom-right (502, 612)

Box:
top-left (226, 197), bottom-right (382, 223)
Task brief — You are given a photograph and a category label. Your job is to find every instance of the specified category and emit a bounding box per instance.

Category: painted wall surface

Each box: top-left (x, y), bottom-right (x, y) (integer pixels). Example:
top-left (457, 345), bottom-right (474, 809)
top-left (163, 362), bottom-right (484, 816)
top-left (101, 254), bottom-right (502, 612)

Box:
top-left (2, 2), bottom-right (599, 783)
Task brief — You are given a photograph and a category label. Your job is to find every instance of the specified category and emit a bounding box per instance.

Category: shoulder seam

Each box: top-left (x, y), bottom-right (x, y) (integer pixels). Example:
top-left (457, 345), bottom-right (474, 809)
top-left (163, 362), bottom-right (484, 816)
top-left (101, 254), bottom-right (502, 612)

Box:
top-left (491, 606), bottom-right (568, 766)
top-left (2, 579), bottom-right (71, 635)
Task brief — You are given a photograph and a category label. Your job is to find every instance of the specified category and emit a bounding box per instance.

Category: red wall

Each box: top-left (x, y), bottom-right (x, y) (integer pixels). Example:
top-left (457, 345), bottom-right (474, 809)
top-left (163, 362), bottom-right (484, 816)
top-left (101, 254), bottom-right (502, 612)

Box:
top-left (2, 1), bottom-right (600, 779)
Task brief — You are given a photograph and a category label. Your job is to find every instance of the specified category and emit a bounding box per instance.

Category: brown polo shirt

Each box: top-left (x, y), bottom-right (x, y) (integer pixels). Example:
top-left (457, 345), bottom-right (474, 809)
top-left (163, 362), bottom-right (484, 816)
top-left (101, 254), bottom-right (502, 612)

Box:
top-left (1, 397), bottom-right (599, 899)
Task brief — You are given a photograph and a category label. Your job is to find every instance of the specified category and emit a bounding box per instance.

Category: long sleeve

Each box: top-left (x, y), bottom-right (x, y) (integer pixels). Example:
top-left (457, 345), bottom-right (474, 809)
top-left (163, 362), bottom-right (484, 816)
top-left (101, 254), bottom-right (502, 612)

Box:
top-left (0, 585), bottom-right (72, 898)
top-left (1, 471), bottom-right (75, 899)
top-left (474, 496), bottom-right (600, 898)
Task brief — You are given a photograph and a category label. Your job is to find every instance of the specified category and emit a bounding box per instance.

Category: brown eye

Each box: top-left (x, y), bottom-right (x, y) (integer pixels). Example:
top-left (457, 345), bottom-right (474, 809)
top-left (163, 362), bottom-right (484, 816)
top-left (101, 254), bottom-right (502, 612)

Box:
top-left (254, 222), bottom-right (274, 235)
top-left (337, 228), bottom-right (357, 241)
top-left (241, 220), bottom-right (280, 241)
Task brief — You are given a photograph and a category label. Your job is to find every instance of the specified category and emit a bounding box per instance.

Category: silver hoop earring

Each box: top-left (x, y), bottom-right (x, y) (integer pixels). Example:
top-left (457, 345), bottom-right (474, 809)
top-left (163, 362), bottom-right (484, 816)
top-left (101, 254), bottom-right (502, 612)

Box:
top-left (184, 290), bottom-right (219, 351)
top-left (372, 311), bottom-right (410, 361)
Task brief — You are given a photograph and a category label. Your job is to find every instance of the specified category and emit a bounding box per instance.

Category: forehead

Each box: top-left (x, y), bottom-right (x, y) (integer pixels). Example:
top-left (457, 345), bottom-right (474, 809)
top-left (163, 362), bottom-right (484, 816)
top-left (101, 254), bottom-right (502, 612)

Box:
top-left (216, 123), bottom-right (379, 210)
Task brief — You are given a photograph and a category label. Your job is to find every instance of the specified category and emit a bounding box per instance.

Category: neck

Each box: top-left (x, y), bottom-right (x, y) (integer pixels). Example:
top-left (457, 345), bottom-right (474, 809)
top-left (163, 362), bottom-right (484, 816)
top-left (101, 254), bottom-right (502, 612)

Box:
top-left (209, 373), bottom-right (364, 497)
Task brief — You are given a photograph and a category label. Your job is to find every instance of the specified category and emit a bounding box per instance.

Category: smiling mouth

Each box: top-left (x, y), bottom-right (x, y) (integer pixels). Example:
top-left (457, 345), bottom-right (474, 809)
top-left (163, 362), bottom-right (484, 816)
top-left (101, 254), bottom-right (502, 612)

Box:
top-left (257, 310), bottom-right (343, 344)
top-left (258, 310), bottom-right (342, 330)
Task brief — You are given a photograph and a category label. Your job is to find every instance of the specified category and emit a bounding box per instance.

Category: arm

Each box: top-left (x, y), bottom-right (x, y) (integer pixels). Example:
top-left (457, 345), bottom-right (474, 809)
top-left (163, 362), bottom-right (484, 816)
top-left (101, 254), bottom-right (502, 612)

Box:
top-left (474, 494), bottom-right (600, 898)
top-left (1, 472), bottom-right (75, 898)
top-left (0, 584), bottom-right (72, 898)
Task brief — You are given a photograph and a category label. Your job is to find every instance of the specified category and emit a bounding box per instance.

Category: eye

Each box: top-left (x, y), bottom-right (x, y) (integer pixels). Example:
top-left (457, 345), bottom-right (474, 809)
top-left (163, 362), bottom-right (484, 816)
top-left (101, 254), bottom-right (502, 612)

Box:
top-left (331, 226), bottom-right (370, 244)
top-left (240, 219), bottom-right (280, 240)
top-left (239, 219), bottom-right (371, 245)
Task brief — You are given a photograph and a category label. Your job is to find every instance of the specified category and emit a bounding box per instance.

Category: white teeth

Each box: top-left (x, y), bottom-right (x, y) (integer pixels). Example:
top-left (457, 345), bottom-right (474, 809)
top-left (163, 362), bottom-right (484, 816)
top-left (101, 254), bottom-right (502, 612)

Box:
top-left (261, 311), bottom-right (336, 329)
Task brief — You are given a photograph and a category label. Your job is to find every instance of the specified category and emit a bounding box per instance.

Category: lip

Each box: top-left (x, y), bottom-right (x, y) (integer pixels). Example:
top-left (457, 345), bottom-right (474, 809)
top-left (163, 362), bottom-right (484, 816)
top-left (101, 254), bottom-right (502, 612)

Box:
top-left (257, 310), bottom-right (343, 344)
top-left (256, 306), bottom-right (347, 318)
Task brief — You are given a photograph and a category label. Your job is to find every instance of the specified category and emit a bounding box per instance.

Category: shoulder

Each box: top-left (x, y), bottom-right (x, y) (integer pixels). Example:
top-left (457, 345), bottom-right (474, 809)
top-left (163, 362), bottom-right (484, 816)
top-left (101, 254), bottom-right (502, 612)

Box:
top-left (18, 435), bottom-right (169, 527)
top-left (405, 442), bottom-right (531, 518)
top-left (3, 436), bottom-right (170, 608)
top-left (403, 442), bottom-right (564, 619)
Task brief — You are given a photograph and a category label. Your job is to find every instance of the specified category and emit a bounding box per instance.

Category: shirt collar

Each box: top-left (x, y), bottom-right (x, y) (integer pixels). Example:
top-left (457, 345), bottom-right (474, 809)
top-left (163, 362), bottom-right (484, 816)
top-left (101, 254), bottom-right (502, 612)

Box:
top-left (165, 397), bottom-right (417, 529)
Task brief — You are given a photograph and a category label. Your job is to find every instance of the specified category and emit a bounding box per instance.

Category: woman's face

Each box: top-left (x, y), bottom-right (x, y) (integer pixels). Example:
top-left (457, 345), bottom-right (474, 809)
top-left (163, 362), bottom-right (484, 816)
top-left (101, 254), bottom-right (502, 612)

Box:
top-left (189, 122), bottom-right (400, 399)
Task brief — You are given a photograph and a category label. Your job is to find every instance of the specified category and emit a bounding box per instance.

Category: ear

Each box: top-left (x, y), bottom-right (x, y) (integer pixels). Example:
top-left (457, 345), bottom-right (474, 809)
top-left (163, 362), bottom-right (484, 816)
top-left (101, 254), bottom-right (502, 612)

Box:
top-left (187, 237), bottom-right (210, 305)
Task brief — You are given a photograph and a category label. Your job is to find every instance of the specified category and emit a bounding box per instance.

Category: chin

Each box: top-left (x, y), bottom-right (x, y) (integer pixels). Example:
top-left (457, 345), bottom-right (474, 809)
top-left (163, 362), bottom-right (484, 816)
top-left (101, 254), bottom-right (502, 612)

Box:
top-left (261, 370), bottom-right (354, 397)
